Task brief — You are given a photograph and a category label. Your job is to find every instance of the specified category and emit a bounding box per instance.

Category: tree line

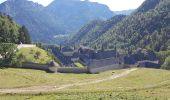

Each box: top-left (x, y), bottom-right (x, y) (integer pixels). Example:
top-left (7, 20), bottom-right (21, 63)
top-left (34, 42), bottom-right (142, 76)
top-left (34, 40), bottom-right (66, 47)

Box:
top-left (0, 13), bottom-right (31, 68)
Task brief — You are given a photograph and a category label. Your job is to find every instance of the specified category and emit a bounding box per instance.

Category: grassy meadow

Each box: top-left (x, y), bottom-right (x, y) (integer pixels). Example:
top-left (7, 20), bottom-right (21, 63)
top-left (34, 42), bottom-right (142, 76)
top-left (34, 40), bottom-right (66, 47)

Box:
top-left (0, 68), bottom-right (170, 100)
top-left (0, 68), bottom-right (124, 89)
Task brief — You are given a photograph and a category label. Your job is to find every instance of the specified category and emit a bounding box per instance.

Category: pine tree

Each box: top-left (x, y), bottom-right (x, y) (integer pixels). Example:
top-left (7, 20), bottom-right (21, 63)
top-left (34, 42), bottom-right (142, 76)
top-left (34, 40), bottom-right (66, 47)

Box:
top-left (19, 26), bottom-right (31, 44)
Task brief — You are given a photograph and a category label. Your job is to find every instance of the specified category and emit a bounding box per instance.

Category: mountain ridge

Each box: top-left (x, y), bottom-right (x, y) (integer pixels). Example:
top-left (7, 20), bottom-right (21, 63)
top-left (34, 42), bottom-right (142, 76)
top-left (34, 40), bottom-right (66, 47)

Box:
top-left (0, 0), bottom-right (114, 43)
top-left (70, 0), bottom-right (170, 53)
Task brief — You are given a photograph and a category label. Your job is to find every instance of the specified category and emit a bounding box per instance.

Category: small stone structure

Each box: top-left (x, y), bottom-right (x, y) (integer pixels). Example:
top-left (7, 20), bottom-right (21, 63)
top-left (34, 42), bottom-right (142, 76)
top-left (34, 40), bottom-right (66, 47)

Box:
top-left (17, 44), bottom-right (36, 49)
top-left (137, 60), bottom-right (160, 68)
top-left (48, 61), bottom-right (60, 72)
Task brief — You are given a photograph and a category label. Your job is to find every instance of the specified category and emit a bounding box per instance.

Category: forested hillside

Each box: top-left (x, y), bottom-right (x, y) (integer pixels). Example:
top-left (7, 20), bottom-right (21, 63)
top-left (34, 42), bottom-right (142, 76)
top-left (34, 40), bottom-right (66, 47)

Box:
top-left (71, 0), bottom-right (170, 53)
top-left (69, 15), bottom-right (126, 47)
top-left (0, 13), bottom-right (31, 44)
top-left (0, 0), bottom-right (114, 43)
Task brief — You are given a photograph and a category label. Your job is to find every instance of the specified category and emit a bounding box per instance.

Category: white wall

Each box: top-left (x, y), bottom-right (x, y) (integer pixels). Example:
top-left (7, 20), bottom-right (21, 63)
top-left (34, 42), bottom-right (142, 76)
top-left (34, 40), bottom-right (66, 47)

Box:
top-left (17, 44), bottom-right (36, 49)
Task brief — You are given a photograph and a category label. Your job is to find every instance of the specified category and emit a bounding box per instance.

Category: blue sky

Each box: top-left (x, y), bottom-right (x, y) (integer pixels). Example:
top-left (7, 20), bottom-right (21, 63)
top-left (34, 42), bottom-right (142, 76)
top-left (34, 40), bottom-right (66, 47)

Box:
top-left (0, 0), bottom-right (145, 11)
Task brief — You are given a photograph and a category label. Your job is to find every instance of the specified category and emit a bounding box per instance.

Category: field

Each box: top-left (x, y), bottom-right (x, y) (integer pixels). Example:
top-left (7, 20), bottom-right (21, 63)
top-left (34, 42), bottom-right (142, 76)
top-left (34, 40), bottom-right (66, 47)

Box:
top-left (0, 68), bottom-right (170, 100)
top-left (0, 68), bottom-right (124, 89)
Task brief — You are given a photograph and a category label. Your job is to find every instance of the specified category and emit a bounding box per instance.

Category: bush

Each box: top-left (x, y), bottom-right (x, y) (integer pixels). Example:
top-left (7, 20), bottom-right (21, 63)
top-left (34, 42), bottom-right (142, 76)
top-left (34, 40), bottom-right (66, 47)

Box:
top-left (156, 50), bottom-right (170, 65)
top-left (0, 43), bottom-right (21, 68)
top-left (11, 55), bottom-right (22, 67)
top-left (34, 51), bottom-right (41, 59)
top-left (162, 56), bottom-right (170, 70)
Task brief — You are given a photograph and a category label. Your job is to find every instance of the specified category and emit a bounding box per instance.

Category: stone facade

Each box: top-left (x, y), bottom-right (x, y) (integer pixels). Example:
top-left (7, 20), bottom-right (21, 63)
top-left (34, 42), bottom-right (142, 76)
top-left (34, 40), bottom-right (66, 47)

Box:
top-left (137, 60), bottom-right (160, 68)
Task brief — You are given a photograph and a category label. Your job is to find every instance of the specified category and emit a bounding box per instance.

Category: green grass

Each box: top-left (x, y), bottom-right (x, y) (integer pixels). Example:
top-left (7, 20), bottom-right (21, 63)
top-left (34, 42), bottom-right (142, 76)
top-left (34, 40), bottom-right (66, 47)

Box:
top-left (1, 68), bottom-right (170, 100)
top-left (74, 62), bottom-right (85, 68)
top-left (69, 68), bottom-right (170, 90)
top-left (0, 68), bottom-right (123, 89)
top-left (16, 47), bottom-right (52, 64)
top-left (0, 89), bottom-right (169, 100)
top-left (1, 91), bottom-right (167, 100)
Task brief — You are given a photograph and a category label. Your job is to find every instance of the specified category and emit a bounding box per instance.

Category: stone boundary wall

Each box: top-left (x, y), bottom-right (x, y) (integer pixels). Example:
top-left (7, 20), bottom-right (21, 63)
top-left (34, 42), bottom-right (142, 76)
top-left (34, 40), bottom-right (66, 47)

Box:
top-left (22, 63), bottom-right (49, 71)
top-left (57, 67), bottom-right (88, 73)
top-left (22, 63), bottom-right (124, 74)
top-left (88, 64), bottom-right (124, 74)
top-left (22, 63), bottom-right (88, 73)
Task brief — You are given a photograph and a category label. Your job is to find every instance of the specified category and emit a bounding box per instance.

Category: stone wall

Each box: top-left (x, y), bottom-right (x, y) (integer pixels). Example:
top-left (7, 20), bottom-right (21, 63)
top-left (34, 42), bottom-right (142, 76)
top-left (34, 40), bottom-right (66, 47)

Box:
top-left (57, 67), bottom-right (88, 73)
top-left (22, 63), bottom-right (49, 71)
top-left (22, 63), bottom-right (124, 74)
top-left (88, 64), bottom-right (124, 74)
top-left (88, 57), bottom-right (119, 68)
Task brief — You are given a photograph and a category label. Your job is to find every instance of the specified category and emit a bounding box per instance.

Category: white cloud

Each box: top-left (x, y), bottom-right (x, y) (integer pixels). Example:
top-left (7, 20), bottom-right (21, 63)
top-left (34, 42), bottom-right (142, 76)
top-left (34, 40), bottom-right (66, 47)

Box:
top-left (28, 0), bottom-right (54, 6)
top-left (89, 0), bottom-right (145, 11)
top-left (0, 0), bottom-right (6, 4)
top-left (0, 0), bottom-right (145, 11)
top-left (29, 0), bottom-right (145, 11)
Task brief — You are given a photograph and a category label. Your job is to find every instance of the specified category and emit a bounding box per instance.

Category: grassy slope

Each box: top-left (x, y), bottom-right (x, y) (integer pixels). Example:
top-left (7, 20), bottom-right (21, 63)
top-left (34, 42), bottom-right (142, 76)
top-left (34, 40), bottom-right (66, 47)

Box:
top-left (16, 47), bottom-right (52, 64)
top-left (1, 68), bottom-right (170, 100)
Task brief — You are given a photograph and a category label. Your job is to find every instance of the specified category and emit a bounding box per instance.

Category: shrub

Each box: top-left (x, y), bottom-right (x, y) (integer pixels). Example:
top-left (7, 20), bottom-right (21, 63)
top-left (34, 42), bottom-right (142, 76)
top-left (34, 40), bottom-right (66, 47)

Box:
top-left (34, 51), bottom-right (41, 59)
top-left (162, 56), bottom-right (170, 70)
top-left (0, 43), bottom-right (21, 68)
top-left (156, 50), bottom-right (170, 65)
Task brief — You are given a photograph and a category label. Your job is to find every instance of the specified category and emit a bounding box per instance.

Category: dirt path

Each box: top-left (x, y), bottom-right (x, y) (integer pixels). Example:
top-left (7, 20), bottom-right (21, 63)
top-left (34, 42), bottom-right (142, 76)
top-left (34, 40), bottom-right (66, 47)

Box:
top-left (0, 68), bottom-right (137, 94)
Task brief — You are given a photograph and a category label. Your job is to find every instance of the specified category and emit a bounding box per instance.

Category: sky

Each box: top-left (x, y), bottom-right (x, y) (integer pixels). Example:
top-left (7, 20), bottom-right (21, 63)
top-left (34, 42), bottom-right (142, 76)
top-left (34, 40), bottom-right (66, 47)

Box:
top-left (0, 0), bottom-right (146, 11)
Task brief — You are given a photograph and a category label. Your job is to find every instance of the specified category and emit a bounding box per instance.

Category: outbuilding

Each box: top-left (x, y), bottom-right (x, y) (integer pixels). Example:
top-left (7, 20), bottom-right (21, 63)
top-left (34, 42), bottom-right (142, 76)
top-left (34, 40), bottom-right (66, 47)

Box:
top-left (137, 60), bottom-right (160, 68)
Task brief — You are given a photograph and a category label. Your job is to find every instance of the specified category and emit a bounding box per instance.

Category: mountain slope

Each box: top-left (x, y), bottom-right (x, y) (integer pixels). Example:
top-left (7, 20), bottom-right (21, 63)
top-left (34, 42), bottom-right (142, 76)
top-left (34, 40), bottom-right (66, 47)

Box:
top-left (0, 0), bottom-right (65, 43)
top-left (0, 0), bottom-right (114, 43)
top-left (114, 9), bottom-right (134, 15)
top-left (46, 0), bottom-right (114, 32)
top-left (69, 15), bottom-right (126, 47)
top-left (73, 0), bottom-right (170, 52)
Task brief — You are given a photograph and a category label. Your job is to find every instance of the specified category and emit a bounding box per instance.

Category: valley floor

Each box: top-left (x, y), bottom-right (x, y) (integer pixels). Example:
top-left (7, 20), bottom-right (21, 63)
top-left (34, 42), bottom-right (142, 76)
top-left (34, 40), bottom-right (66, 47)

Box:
top-left (0, 68), bottom-right (170, 100)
